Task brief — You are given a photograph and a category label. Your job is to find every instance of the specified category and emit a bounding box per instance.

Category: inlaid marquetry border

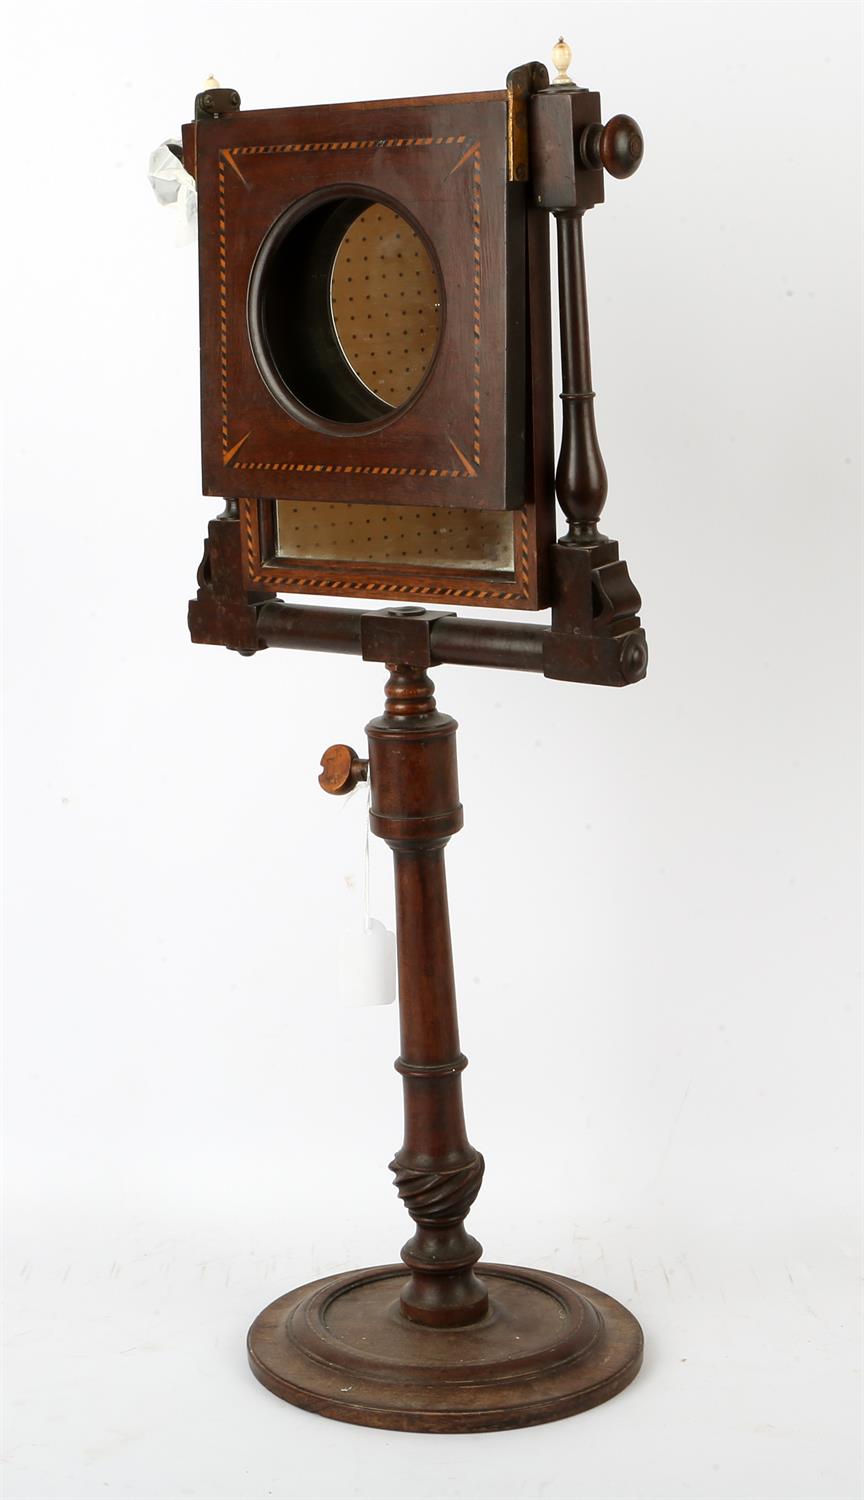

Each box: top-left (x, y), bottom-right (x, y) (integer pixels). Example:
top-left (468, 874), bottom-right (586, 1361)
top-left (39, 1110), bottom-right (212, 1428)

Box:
top-left (239, 499), bottom-right (534, 606)
top-left (218, 136), bottom-right (482, 481)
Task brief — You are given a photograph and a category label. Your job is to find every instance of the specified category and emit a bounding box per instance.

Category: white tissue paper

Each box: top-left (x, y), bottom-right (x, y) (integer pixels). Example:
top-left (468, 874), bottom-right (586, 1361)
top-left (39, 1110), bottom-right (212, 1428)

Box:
top-left (148, 140), bottom-right (197, 246)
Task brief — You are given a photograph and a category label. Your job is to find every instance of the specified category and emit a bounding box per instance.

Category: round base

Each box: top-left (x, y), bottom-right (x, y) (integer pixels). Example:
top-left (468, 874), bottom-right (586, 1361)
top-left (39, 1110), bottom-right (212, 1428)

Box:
top-left (247, 1262), bottom-right (643, 1433)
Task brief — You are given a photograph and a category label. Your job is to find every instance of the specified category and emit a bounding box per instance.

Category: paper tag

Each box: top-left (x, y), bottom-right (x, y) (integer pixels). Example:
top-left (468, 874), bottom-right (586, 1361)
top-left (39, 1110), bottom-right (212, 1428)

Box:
top-left (334, 776), bottom-right (396, 1006)
top-left (338, 918), bottom-right (397, 1007)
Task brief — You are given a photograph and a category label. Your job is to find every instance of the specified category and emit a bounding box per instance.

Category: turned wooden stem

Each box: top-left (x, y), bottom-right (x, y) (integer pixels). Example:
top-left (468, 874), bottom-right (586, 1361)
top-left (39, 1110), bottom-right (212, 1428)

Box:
top-left (366, 667), bottom-right (488, 1328)
top-left (555, 209), bottom-right (608, 544)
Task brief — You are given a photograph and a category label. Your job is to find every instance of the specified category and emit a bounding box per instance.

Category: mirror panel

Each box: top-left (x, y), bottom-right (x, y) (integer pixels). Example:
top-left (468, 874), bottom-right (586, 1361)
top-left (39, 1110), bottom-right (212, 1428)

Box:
top-left (275, 500), bottom-right (515, 572)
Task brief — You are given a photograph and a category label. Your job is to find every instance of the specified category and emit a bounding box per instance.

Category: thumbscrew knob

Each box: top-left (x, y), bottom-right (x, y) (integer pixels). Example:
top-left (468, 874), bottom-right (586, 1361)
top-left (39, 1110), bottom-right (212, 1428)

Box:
top-left (319, 745), bottom-right (369, 796)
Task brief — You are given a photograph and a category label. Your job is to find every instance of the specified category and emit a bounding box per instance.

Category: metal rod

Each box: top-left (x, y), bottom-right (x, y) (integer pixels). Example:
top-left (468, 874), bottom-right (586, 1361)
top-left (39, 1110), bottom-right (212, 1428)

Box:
top-left (431, 617), bottom-right (546, 672)
top-left (257, 600), bottom-right (362, 655)
top-left (256, 600), bottom-right (548, 673)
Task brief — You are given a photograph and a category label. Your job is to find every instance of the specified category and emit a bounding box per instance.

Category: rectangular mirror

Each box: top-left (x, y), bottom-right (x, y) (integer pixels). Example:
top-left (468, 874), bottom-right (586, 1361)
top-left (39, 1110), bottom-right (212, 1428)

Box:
top-left (275, 501), bottom-right (515, 572)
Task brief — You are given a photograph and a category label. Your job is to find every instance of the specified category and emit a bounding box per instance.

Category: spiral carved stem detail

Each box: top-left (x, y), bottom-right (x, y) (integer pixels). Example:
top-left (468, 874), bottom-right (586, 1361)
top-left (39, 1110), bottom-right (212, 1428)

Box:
top-left (390, 1152), bottom-right (485, 1225)
top-left (365, 668), bottom-right (489, 1327)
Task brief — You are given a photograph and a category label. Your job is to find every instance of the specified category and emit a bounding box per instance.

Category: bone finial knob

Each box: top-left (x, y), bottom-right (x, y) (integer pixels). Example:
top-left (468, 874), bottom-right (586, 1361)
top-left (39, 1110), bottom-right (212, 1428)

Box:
top-left (202, 74), bottom-right (220, 89)
top-left (551, 37), bottom-right (573, 86)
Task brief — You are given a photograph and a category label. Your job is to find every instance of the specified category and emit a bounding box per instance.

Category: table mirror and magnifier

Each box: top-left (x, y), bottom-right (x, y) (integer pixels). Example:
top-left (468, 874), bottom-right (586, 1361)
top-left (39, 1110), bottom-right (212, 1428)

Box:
top-left (167, 34), bottom-right (651, 1432)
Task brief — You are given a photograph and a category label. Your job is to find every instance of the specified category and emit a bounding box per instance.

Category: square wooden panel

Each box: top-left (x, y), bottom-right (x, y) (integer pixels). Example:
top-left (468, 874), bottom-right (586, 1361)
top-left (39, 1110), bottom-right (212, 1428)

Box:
top-left (233, 195), bottom-right (555, 612)
top-left (188, 92), bottom-right (527, 511)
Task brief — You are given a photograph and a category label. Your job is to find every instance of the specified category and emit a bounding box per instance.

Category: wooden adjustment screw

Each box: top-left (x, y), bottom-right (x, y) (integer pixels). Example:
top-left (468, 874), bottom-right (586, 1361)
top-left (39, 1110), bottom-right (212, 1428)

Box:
top-left (319, 744), bottom-right (369, 795)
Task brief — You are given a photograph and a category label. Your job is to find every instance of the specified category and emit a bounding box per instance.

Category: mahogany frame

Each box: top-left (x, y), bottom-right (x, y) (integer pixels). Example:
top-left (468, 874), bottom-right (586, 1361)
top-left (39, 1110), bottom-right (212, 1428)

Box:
top-left (186, 93), bottom-right (532, 513)
top-left (183, 83), bottom-right (558, 609)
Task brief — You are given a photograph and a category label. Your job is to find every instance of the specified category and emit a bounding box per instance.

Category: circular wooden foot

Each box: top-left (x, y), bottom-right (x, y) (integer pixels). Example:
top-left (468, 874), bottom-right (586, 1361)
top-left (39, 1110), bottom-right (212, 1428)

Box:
top-left (247, 1262), bottom-right (643, 1433)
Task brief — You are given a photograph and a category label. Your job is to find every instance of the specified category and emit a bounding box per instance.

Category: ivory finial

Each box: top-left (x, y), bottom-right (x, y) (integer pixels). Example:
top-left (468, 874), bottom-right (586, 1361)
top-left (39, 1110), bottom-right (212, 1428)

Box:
top-left (551, 37), bottom-right (573, 86)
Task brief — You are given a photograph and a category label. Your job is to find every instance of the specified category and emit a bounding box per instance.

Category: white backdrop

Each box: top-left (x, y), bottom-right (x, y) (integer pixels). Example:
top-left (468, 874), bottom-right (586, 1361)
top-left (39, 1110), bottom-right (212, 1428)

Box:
top-left (3, 3), bottom-right (860, 1498)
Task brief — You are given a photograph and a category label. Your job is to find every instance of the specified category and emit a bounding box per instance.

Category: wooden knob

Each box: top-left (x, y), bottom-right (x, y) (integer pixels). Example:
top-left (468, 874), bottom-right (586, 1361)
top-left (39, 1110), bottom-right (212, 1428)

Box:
top-left (580, 115), bottom-right (644, 179)
top-left (319, 744), bottom-right (368, 796)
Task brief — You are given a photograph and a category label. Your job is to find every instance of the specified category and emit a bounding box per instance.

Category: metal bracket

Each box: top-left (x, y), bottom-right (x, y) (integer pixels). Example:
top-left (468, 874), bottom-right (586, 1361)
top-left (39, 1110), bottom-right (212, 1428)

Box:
top-left (195, 86), bottom-right (241, 122)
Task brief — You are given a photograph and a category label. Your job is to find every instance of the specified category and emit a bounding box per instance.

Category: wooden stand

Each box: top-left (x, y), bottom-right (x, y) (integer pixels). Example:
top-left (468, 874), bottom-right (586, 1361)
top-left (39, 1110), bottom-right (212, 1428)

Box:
top-left (247, 666), bottom-right (643, 1433)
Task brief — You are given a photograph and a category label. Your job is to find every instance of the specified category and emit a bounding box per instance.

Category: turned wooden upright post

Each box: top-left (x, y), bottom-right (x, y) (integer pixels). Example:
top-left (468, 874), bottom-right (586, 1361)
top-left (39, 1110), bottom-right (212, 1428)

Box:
top-left (555, 209), bottom-right (608, 544)
top-left (367, 667), bottom-right (487, 1328)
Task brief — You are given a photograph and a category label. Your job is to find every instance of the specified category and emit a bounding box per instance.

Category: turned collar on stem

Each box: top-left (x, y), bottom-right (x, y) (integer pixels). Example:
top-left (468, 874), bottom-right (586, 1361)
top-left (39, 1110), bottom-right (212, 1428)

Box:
top-left (384, 667), bottom-right (437, 717)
